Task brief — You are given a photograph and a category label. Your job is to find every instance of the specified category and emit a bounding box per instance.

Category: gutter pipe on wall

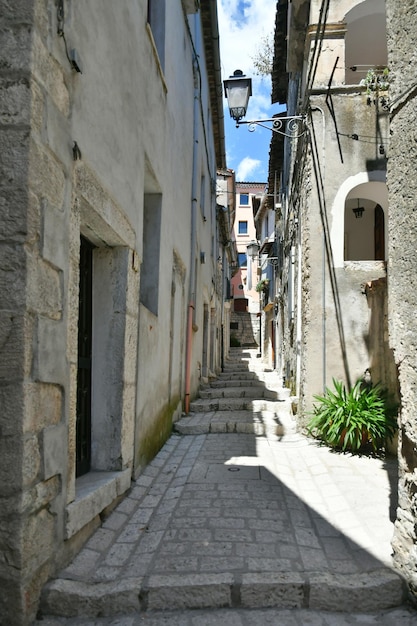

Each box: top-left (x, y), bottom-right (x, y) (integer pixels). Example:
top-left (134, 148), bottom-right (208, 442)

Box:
top-left (184, 15), bottom-right (200, 414)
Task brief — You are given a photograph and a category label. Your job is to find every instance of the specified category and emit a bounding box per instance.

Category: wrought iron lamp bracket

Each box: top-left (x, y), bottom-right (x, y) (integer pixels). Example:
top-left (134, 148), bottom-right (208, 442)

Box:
top-left (236, 116), bottom-right (306, 138)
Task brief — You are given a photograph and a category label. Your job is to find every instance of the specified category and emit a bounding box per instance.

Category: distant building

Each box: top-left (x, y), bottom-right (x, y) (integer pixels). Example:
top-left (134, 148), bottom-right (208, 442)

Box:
top-left (254, 190), bottom-right (279, 370)
top-left (230, 182), bottom-right (265, 348)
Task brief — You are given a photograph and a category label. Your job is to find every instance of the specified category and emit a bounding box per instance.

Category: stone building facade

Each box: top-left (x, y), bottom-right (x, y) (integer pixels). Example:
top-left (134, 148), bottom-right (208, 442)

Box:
top-left (271, 0), bottom-right (397, 418)
top-left (386, 0), bottom-right (417, 600)
top-left (230, 182), bottom-right (264, 347)
top-left (270, 0), bottom-right (417, 602)
top-left (0, 1), bottom-right (230, 623)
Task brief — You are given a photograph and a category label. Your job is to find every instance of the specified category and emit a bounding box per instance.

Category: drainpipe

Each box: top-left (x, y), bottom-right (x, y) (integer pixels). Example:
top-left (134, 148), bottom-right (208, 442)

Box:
top-left (184, 17), bottom-right (200, 414)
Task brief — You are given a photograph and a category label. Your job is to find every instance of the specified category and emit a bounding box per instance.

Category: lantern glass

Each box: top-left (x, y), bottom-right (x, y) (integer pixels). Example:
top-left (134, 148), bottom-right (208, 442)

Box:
top-left (246, 240), bottom-right (259, 260)
top-left (224, 70), bottom-right (252, 122)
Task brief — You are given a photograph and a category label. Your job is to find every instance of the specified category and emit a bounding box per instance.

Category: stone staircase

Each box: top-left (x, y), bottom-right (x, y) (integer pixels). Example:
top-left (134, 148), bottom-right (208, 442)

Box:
top-left (175, 348), bottom-right (297, 439)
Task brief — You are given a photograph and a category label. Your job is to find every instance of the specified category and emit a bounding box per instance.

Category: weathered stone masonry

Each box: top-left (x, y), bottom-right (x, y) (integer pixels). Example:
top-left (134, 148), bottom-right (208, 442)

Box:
top-left (387, 0), bottom-right (417, 599)
top-left (0, 2), bottom-right (229, 624)
top-left (0, 2), bottom-right (66, 622)
top-left (0, 2), bottom-right (136, 622)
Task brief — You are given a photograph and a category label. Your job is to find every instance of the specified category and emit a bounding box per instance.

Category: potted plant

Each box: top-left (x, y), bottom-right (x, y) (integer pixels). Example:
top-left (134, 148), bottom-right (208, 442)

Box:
top-left (307, 378), bottom-right (397, 453)
top-left (255, 278), bottom-right (270, 293)
top-left (361, 67), bottom-right (390, 107)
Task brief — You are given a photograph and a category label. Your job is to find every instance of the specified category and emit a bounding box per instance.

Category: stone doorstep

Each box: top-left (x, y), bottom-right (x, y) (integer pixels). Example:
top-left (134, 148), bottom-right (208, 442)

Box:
top-left (65, 469), bottom-right (131, 539)
top-left (40, 569), bottom-right (406, 618)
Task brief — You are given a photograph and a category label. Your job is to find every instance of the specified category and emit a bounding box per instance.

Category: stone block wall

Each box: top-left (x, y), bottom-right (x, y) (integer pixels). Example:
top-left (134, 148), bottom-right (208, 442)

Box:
top-left (230, 311), bottom-right (259, 347)
top-left (0, 2), bottom-right (66, 623)
top-left (387, 0), bottom-right (417, 599)
top-left (0, 1), bottom-right (227, 623)
top-left (0, 2), bottom-right (137, 622)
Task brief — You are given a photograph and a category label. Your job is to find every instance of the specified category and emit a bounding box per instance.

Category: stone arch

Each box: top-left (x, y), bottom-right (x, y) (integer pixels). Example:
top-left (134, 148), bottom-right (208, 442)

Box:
top-left (330, 171), bottom-right (387, 267)
top-left (344, 0), bottom-right (387, 86)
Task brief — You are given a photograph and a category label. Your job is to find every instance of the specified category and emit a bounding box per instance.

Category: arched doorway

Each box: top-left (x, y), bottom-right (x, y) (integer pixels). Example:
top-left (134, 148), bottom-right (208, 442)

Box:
top-left (344, 198), bottom-right (386, 261)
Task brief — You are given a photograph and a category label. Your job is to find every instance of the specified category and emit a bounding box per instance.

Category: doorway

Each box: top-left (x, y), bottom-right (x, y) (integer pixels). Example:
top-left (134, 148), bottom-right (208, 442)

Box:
top-left (76, 236), bottom-right (94, 477)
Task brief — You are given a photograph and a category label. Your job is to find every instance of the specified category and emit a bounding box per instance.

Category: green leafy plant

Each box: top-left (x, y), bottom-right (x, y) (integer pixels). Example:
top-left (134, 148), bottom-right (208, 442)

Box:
top-left (362, 67), bottom-right (390, 94)
top-left (307, 378), bottom-right (397, 453)
top-left (251, 33), bottom-right (273, 76)
top-left (255, 278), bottom-right (270, 293)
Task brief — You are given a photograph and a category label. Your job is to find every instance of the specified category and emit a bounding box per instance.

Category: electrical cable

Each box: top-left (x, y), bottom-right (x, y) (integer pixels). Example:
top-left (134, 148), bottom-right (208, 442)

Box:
top-left (59, 30), bottom-right (74, 69)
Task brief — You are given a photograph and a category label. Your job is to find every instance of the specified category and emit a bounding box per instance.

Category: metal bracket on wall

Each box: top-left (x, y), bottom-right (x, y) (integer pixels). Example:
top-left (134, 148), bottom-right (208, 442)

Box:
top-left (56, 0), bottom-right (83, 73)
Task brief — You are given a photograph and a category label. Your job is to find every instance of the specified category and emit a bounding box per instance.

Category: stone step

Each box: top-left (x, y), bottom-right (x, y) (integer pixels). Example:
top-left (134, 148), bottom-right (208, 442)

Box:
top-left (40, 569), bottom-right (405, 617)
top-left (224, 357), bottom-right (253, 365)
top-left (208, 379), bottom-right (264, 389)
top-left (189, 397), bottom-right (283, 413)
top-left (222, 364), bottom-right (252, 372)
top-left (174, 408), bottom-right (297, 437)
top-left (199, 387), bottom-right (278, 400)
top-left (215, 372), bottom-right (258, 381)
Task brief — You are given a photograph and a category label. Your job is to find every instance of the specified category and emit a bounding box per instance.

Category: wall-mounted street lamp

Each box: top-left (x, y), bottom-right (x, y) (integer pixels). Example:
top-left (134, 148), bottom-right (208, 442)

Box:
top-left (246, 240), bottom-right (260, 261)
top-left (223, 70), bottom-right (306, 137)
top-left (246, 240), bottom-right (279, 267)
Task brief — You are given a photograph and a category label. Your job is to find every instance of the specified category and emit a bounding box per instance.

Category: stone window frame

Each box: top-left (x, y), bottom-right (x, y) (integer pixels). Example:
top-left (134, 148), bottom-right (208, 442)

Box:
top-left (65, 164), bottom-right (139, 540)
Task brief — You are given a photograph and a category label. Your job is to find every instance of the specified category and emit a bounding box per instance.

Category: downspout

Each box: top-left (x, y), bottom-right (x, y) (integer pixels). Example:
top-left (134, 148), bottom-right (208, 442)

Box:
top-left (184, 16), bottom-right (200, 414)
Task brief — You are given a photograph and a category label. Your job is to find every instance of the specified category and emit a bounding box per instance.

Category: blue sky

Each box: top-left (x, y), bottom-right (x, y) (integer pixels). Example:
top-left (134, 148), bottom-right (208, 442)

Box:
top-left (218, 0), bottom-right (284, 182)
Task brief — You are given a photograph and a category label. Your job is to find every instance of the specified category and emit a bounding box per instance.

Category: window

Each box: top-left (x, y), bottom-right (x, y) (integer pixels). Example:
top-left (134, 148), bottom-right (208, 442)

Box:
top-left (344, 4), bottom-right (387, 87)
top-left (240, 193), bottom-right (249, 205)
top-left (147, 0), bottom-right (166, 71)
top-left (238, 252), bottom-right (247, 267)
top-left (238, 221), bottom-right (248, 235)
top-left (141, 193), bottom-right (162, 314)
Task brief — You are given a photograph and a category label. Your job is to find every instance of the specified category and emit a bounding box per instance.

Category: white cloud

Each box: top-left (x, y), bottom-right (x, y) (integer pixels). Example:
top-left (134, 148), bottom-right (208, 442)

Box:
top-left (219, 1), bottom-right (279, 181)
top-left (236, 156), bottom-right (261, 180)
top-left (218, 0), bottom-right (276, 119)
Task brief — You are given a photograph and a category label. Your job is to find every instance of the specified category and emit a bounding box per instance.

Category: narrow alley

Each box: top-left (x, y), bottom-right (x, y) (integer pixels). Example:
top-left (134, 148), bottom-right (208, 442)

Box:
top-left (36, 349), bottom-right (416, 624)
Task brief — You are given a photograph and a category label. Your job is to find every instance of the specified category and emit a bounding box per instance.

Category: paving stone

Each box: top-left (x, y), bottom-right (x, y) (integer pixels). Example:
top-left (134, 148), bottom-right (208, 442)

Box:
top-left (102, 511), bottom-right (129, 531)
top-left (60, 549), bottom-right (101, 579)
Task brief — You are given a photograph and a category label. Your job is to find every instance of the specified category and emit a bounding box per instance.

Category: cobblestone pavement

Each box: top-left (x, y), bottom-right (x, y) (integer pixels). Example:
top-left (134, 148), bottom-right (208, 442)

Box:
top-left (38, 349), bottom-right (415, 623)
